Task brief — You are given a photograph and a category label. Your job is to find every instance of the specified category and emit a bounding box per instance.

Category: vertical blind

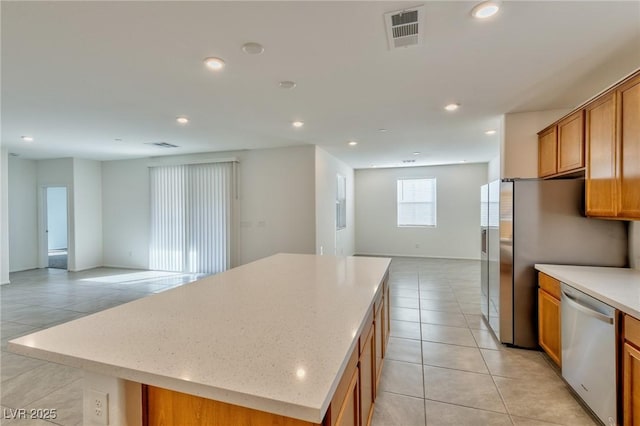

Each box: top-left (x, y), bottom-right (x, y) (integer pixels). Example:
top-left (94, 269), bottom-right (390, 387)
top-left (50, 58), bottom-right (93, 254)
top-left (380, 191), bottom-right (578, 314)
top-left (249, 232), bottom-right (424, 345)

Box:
top-left (397, 177), bottom-right (437, 227)
top-left (149, 162), bottom-right (233, 274)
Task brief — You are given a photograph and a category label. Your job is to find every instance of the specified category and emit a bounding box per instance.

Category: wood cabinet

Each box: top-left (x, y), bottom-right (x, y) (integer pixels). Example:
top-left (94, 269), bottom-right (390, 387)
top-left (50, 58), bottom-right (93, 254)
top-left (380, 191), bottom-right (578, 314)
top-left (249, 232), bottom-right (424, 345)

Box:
top-left (359, 322), bottom-right (375, 426)
top-left (538, 273), bottom-right (561, 367)
top-left (586, 91), bottom-right (618, 217)
top-left (622, 314), bottom-right (640, 425)
top-left (334, 368), bottom-right (359, 426)
top-left (374, 292), bottom-right (384, 389)
top-left (558, 110), bottom-right (585, 173)
top-left (538, 109), bottom-right (585, 179)
top-left (144, 386), bottom-right (319, 426)
top-left (538, 126), bottom-right (558, 177)
top-left (616, 73), bottom-right (640, 218)
top-left (584, 71), bottom-right (640, 219)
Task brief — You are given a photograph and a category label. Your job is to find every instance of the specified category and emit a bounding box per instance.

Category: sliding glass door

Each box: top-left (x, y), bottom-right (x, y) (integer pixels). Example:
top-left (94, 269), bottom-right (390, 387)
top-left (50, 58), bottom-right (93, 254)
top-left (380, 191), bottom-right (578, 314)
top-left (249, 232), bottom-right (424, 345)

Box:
top-left (149, 162), bottom-right (233, 274)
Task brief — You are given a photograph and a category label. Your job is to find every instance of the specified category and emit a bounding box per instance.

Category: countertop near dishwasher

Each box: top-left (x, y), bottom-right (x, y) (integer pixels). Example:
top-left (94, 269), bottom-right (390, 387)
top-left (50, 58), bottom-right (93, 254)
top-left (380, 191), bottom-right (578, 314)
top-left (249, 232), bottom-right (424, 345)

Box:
top-left (535, 264), bottom-right (640, 318)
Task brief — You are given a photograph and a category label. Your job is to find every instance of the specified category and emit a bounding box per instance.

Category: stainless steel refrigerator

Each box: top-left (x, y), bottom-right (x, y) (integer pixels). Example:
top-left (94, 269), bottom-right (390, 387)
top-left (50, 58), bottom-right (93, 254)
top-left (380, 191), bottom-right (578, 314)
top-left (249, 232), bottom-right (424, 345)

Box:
top-left (480, 178), bottom-right (628, 349)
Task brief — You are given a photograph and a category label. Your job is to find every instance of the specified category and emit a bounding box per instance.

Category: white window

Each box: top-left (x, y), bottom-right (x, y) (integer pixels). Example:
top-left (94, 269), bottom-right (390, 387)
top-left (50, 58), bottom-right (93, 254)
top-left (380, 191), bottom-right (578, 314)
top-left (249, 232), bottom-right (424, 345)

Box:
top-left (397, 178), bottom-right (437, 227)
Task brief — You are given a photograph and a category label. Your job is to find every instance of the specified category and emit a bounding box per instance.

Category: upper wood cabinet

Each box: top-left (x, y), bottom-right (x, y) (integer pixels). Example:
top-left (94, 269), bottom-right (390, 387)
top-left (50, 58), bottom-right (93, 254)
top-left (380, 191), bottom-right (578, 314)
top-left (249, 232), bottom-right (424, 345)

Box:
top-left (584, 71), bottom-right (640, 219)
top-left (617, 73), bottom-right (640, 218)
top-left (538, 110), bottom-right (585, 179)
top-left (538, 126), bottom-right (558, 177)
top-left (586, 91), bottom-right (618, 217)
top-left (558, 110), bottom-right (585, 173)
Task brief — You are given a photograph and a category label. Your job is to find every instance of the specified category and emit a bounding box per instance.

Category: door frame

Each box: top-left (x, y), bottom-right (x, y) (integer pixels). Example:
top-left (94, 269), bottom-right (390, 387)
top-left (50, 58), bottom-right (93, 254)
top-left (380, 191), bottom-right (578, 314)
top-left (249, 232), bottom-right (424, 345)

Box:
top-left (38, 185), bottom-right (71, 270)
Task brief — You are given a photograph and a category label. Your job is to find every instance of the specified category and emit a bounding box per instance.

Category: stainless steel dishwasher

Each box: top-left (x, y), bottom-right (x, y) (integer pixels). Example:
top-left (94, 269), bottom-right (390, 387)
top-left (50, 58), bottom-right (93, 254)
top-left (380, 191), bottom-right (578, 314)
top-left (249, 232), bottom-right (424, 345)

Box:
top-left (561, 282), bottom-right (616, 426)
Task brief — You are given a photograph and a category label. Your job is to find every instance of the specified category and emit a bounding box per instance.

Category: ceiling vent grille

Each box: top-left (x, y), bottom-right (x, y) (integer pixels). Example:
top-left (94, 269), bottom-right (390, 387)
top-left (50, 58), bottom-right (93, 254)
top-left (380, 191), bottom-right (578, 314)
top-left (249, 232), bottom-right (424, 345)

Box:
top-left (384, 6), bottom-right (425, 49)
top-left (147, 142), bottom-right (179, 148)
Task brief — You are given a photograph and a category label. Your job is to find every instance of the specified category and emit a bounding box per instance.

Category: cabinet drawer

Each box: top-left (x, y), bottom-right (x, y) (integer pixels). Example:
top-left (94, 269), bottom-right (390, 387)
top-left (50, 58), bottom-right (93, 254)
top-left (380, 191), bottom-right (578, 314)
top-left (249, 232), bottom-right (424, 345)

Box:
top-left (538, 273), bottom-right (561, 300)
top-left (625, 314), bottom-right (640, 348)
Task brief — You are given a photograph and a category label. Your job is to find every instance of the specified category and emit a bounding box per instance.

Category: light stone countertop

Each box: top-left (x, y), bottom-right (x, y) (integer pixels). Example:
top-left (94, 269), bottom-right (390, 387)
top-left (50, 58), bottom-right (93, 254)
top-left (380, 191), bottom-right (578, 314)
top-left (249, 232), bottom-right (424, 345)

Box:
top-left (535, 264), bottom-right (640, 317)
top-left (9, 253), bottom-right (391, 424)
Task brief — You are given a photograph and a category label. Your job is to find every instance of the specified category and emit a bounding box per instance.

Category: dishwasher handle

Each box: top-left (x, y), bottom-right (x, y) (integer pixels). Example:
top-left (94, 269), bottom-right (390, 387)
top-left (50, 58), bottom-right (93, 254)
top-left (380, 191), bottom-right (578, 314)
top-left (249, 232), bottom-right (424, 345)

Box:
top-left (562, 291), bottom-right (614, 324)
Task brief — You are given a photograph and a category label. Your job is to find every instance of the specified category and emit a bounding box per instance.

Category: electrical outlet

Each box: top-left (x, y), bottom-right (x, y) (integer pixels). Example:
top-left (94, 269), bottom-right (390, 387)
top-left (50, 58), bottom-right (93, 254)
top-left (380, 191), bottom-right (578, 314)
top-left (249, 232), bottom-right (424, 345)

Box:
top-left (89, 389), bottom-right (108, 425)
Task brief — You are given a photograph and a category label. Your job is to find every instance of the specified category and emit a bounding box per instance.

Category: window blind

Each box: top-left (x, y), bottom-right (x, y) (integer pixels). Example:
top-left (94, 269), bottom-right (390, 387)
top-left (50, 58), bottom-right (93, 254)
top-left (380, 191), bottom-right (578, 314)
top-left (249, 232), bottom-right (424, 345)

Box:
top-left (397, 178), bottom-right (437, 227)
top-left (149, 162), bottom-right (233, 274)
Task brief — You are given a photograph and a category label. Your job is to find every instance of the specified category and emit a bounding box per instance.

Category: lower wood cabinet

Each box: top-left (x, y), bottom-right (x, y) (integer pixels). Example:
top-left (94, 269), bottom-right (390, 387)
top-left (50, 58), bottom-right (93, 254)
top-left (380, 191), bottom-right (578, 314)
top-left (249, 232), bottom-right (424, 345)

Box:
top-left (623, 341), bottom-right (640, 426)
top-left (623, 314), bottom-right (640, 426)
top-left (359, 321), bottom-right (375, 426)
top-left (374, 297), bottom-right (384, 389)
top-left (538, 273), bottom-right (561, 367)
top-left (334, 367), bottom-right (359, 426)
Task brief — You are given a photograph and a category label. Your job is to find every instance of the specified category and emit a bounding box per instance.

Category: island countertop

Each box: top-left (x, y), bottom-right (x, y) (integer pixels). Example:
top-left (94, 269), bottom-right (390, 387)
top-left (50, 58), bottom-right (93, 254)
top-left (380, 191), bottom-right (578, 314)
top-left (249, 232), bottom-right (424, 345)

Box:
top-left (535, 264), bottom-right (640, 318)
top-left (9, 253), bottom-right (391, 423)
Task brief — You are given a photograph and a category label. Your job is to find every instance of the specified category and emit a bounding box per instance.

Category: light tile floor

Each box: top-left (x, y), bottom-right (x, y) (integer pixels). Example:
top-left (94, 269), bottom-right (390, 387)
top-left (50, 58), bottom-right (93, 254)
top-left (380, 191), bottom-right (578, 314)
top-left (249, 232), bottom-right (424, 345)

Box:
top-left (0, 267), bottom-right (203, 426)
top-left (0, 259), bottom-right (596, 425)
top-left (370, 257), bottom-right (596, 426)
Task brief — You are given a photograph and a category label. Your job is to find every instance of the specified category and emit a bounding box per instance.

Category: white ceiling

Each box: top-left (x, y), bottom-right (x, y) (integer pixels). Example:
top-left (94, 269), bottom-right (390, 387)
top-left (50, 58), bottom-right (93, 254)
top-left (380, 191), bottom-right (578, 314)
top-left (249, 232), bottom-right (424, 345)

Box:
top-left (2, 1), bottom-right (639, 169)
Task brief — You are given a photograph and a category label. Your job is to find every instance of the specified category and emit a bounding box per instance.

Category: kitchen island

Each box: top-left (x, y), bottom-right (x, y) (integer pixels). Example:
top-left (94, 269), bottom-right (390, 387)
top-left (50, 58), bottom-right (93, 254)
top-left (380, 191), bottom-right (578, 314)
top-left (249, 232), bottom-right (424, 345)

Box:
top-left (9, 253), bottom-right (391, 426)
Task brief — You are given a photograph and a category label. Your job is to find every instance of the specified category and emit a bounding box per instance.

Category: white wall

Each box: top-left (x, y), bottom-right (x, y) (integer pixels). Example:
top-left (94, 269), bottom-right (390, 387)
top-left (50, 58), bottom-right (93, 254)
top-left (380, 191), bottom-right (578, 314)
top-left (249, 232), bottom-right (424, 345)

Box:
top-left (102, 158), bottom-right (150, 269)
top-left (238, 146), bottom-right (316, 264)
top-left (630, 222), bottom-right (640, 270)
top-left (315, 147), bottom-right (355, 257)
top-left (487, 156), bottom-right (500, 182)
top-left (355, 163), bottom-right (487, 260)
top-left (73, 159), bottom-right (103, 271)
top-left (46, 187), bottom-right (68, 250)
top-left (8, 158), bottom-right (38, 272)
top-left (0, 148), bottom-right (10, 284)
top-left (37, 158), bottom-right (74, 269)
top-left (501, 109), bottom-right (570, 179)
top-left (102, 146), bottom-right (316, 269)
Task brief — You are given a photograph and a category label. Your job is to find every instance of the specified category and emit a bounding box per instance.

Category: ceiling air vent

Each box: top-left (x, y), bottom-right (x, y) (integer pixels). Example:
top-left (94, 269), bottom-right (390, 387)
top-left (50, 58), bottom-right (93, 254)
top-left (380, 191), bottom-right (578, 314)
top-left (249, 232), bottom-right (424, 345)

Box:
top-left (146, 142), bottom-right (179, 148)
top-left (384, 6), bottom-right (425, 50)
top-left (402, 159), bottom-right (416, 164)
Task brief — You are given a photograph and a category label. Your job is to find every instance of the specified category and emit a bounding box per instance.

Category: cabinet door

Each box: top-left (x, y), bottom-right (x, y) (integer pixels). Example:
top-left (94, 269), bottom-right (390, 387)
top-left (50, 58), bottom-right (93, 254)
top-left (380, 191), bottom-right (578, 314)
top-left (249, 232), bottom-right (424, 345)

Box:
top-left (624, 342), bottom-right (640, 426)
top-left (538, 126), bottom-right (558, 177)
top-left (359, 326), bottom-right (375, 426)
top-left (374, 303), bottom-right (383, 388)
top-left (538, 288), bottom-right (561, 367)
top-left (335, 368), bottom-right (359, 426)
top-left (557, 110), bottom-right (585, 173)
top-left (617, 73), bottom-right (640, 218)
top-left (586, 91), bottom-right (618, 217)
top-left (384, 280), bottom-right (390, 349)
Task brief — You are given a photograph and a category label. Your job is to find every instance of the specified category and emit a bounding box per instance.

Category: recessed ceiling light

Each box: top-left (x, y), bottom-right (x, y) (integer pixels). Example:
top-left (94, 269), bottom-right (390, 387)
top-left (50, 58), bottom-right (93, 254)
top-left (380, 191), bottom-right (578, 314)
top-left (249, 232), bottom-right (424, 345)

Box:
top-left (413, 151), bottom-right (421, 155)
top-left (459, 160), bottom-right (467, 163)
top-left (485, 129), bottom-right (497, 135)
top-left (348, 141), bottom-right (358, 146)
top-left (279, 81), bottom-right (297, 89)
top-left (176, 116), bottom-right (189, 125)
top-left (21, 136), bottom-right (34, 142)
top-left (292, 121), bottom-right (304, 128)
top-left (204, 57), bottom-right (225, 70)
top-left (471, 1), bottom-right (500, 19)
top-left (378, 128), bottom-right (388, 132)
top-left (444, 103), bottom-right (460, 112)
top-left (242, 42), bottom-right (264, 55)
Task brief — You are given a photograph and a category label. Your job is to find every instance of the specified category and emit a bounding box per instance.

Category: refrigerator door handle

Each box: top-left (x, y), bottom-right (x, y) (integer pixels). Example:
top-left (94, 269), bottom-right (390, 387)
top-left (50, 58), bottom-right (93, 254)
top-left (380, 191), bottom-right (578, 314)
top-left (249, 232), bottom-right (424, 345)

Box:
top-left (562, 291), bottom-right (614, 324)
top-left (481, 229), bottom-right (487, 254)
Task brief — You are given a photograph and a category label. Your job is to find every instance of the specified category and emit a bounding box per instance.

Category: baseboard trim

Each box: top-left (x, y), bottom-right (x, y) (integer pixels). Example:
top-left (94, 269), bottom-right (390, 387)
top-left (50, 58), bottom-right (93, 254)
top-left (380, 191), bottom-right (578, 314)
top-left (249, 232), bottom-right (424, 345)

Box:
top-left (100, 264), bottom-right (149, 271)
top-left (354, 252), bottom-right (480, 261)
